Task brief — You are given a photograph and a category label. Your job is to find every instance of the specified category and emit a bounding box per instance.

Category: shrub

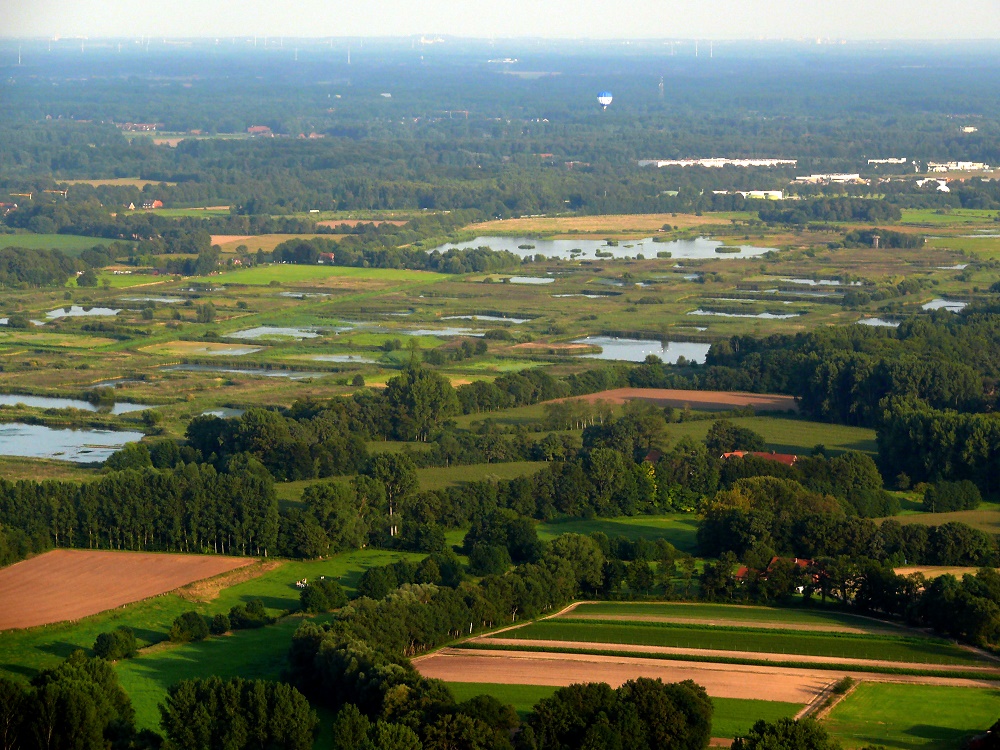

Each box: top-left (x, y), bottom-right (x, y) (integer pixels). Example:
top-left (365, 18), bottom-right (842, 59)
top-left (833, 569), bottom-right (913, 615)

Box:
top-left (169, 611), bottom-right (209, 643)
top-left (93, 626), bottom-right (137, 660)
top-left (924, 480), bottom-right (982, 512)
top-left (300, 578), bottom-right (348, 613)
top-left (229, 598), bottom-right (273, 629)
top-left (209, 613), bottom-right (231, 635)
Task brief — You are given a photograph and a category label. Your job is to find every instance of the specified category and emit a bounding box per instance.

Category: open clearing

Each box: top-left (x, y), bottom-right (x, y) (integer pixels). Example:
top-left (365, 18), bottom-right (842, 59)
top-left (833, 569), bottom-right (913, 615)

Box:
top-left (824, 682), bottom-right (1000, 749)
top-left (416, 647), bottom-right (832, 703)
top-left (0, 549), bottom-right (252, 630)
top-left (562, 387), bottom-right (799, 412)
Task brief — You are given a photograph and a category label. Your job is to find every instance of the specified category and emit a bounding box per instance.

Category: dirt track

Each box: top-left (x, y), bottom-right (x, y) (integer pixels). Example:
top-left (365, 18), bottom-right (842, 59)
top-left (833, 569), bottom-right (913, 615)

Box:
top-left (415, 648), bottom-right (1000, 703)
top-left (561, 388), bottom-right (798, 412)
top-left (0, 549), bottom-right (253, 630)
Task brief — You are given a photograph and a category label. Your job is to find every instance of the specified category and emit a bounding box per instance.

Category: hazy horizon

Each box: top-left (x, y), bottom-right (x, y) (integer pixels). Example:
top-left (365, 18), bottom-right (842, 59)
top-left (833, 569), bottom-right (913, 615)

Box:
top-left (7, 0), bottom-right (1000, 41)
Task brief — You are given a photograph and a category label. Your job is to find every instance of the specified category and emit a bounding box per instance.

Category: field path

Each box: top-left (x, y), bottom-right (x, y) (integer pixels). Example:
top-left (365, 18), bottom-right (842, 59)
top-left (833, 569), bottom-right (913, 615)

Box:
top-left (0, 549), bottom-right (253, 630)
top-left (471, 638), bottom-right (1000, 674)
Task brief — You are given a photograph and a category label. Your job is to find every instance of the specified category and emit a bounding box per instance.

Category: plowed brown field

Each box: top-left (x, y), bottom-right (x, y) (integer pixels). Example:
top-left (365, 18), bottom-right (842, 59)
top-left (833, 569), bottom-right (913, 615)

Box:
top-left (562, 388), bottom-right (798, 412)
top-left (0, 549), bottom-right (253, 630)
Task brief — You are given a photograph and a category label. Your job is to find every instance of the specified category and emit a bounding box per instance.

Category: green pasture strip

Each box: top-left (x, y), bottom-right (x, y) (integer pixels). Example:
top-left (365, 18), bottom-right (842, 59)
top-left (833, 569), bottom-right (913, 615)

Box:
top-left (825, 682), bottom-right (1000, 750)
top-left (498, 620), bottom-right (986, 665)
top-left (536, 515), bottom-right (700, 553)
top-left (444, 682), bottom-right (798, 737)
top-left (455, 642), bottom-right (1000, 681)
top-left (0, 234), bottom-right (119, 254)
top-left (655, 415), bottom-right (877, 456)
top-left (567, 602), bottom-right (907, 632)
top-left (207, 265), bottom-right (448, 285)
top-left (416, 461), bottom-right (547, 491)
top-left (116, 616), bottom-right (307, 732)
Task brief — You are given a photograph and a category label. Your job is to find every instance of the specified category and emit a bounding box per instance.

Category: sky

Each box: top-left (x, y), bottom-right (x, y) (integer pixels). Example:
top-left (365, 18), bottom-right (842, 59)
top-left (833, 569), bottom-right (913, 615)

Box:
top-left (6, 0), bottom-right (1000, 40)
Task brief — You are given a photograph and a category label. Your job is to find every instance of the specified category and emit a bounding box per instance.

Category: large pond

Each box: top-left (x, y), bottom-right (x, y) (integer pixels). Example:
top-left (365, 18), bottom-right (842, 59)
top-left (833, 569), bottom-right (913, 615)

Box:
top-left (0, 394), bottom-right (149, 415)
top-left (161, 365), bottom-right (327, 379)
top-left (46, 306), bottom-right (121, 318)
top-left (573, 336), bottom-right (711, 364)
top-left (0, 423), bottom-right (144, 463)
top-left (687, 309), bottom-right (802, 320)
top-left (433, 236), bottom-right (777, 260)
top-left (922, 298), bottom-right (967, 312)
top-left (227, 326), bottom-right (323, 340)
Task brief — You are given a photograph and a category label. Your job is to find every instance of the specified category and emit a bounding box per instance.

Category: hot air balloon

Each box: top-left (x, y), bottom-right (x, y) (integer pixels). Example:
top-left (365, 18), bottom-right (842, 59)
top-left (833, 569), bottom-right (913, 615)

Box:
top-left (598, 91), bottom-right (613, 110)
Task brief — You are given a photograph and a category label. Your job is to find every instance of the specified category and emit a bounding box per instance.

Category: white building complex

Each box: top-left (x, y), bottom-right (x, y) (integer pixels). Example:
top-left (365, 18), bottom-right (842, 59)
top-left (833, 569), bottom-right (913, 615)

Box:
top-left (638, 158), bottom-right (797, 168)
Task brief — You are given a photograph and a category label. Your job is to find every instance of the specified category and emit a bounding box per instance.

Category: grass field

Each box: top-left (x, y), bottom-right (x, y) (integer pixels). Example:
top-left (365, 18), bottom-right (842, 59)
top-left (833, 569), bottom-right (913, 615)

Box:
top-left (537, 515), bottom-right (700, 553)
top-left (0, 233), bottom-right (118, 254)
top-left (416, 461), bottom-right (547, 491)
top-left (887, 505), bottom-right (1000, 536)
top-left (656, 415), bottom-right (877, 456)
top-left (825, 683), bottom-right (1000, 749)
top-left (444, 682), bottom-right (799, 737)
top-left (207, 265), bottom-right (447, 285)
top-left (567, 602), bottom-right (904, 633)
top-left (498, 620), bottom-right (985, 665)
top-left (116, 616), bottom-right (305, 731)
top-left (88, 272), bottom-right (169, 288)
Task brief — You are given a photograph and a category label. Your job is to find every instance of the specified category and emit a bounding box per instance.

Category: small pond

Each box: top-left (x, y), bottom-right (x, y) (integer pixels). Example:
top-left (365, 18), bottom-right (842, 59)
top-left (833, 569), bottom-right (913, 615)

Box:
top-left (311, 354), bottom-right (380, 364)
top-left (227, 326), bottom-right (324, 340)
top-left (687, 309), bottom-right (801, 320)
top-left (442, 315), bottom-right (531, 324)
top-left (46, 306), bottom-right (121, 319)
top-left (0, 423), bottom-right (144, 463)
top-left (572, 336), bottom-right (711, 364)
top-left (857, 318), bottom-right (901, 328)
top-left (921, 298), bottom-right (967, 312)
top-left (507, 277), bottom-right (555, 285)
top-left (120, 296), bottom-right (184, 304)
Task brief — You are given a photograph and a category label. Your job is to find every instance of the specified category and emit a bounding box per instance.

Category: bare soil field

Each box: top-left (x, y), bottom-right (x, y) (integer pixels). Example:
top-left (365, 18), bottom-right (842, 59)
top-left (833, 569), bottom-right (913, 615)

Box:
top-left (561, 388), bottom-right (798, 412)
top-left (895, 566), bottom-right (997, 579)
top-left (415, 648), bottom-right (1000, 702)
top-left (316, 219), bottom-right (407, 228)
top-left (415, 648), bottom-right (831, 703)
top-left (0, 549), bottom-right (253, 630)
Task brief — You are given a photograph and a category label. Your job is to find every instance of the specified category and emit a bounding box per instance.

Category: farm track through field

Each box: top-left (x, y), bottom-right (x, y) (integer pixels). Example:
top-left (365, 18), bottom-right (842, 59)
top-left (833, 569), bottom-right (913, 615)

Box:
top-left (470, 637), bottom-right (1000, 674)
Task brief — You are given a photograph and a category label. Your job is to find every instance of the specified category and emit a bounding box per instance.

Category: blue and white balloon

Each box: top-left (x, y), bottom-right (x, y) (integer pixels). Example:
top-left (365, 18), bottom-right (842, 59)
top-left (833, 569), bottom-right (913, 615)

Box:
top-left (598, 91), bottom-right (613, 110)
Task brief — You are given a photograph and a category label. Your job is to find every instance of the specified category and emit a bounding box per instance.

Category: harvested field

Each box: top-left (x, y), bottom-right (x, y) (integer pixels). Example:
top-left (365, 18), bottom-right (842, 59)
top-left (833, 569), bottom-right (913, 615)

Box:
top-left (415, 648), bottom-right (831, 703)
top-left (895, 566), bottom-right (997, 579)
top-left (211, 235), bottom-right (253, 245)
top-left (0, 549), bottom-right (253, 630)
top-left (467, 212), bottom-right (752, 235)
top-left (316, 219), bottom-right (407, 228)
top-left (561, 388), bottom-right (798, 412)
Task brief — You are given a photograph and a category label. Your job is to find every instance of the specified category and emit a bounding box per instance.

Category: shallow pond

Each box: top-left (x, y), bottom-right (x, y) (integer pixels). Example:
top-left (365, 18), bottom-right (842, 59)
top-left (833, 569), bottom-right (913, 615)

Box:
top-left (46, 306), bottom-right (121, 318)
top-left (921, 298), bottom-right (967, 312)
top-left (0, 394), bottom-right (149, 415)
top-left (311, 354), bottom-right (380, 364)
top-left (433, 236), bottom-right (777, 260)
top-left (442, 315), bottom-right (531, 324)
top-left (161, 365), bottom-right (327, 379)
top-left (120, 296), bottom-right (184, 304)
top-left (200, 408), bottom-right (246, 419)
top-left (687, 309), bottom-right (801, 320)
top-left (0, 423), bottom-right (144, 463)
top-left (778, 278), bottom-right (861, 287)
top-left (858, 318), bottom-right (901, 328)
top-left (227, 326), bottom-right (323, 340)
top-left (507, 276), bottom-right (555, 285)
top-left (572, 336), bottom-right (711, 364)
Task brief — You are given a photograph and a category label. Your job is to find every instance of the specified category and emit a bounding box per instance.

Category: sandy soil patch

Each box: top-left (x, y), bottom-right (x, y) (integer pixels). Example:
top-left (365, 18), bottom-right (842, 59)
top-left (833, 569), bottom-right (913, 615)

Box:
top-left (0, 549), bottom-right (253, 630)
top-left (558, 388), bottom-right (798, 412)
top-left (211, 235), bottom-right (253, 245)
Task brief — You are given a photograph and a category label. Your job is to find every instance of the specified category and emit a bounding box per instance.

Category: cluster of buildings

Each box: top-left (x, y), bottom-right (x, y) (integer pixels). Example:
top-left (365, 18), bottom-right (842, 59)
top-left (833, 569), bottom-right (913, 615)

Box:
top-left (712, 190), bottom-right (784, 200)
top-left (116, 122), bottom-right (164, 132)
top-left (793, 173), bottom-right (865, 185)
top-left (638, 158), bottom-right (797, 169)
top-left (926, 161), bottom-right (990, 172)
